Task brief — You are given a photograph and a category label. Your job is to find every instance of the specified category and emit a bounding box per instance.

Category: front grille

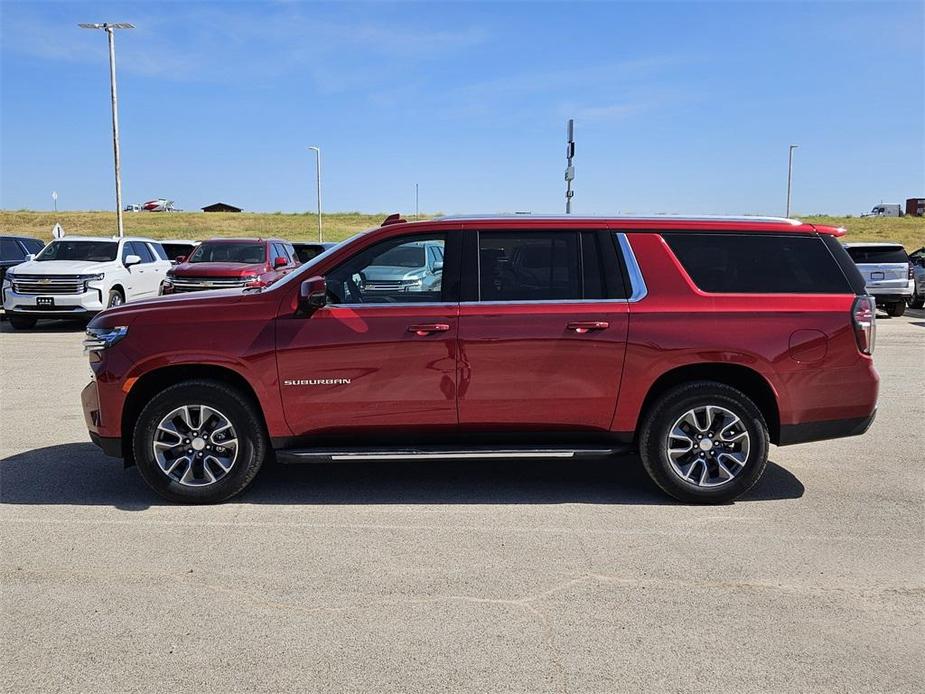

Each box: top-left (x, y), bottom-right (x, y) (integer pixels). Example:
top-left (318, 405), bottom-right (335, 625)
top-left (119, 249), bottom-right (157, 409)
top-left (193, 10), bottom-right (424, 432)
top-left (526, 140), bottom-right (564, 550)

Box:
top-left (364, 281), bottom-right (412, 292)
top-left (170, 276), bottom-right (248, 292)
top-left (11, 275), bottom-right (85, 295)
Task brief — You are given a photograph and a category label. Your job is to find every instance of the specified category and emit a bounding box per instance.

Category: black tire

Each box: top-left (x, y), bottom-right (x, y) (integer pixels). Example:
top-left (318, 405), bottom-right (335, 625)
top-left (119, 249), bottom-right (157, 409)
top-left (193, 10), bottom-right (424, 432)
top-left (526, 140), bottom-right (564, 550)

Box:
top-left (9, 315), bottom-right (37, 330)
top-left (638, 381), bottom-right (769, 504)
top-left (132, 379), bottom-right (268, 504)
top-left (886, 301), bottom-right (905, 317)
top-left (907, 295), bottom-right (924, 309)
top-left (106, 289), bottom-right (124, 308)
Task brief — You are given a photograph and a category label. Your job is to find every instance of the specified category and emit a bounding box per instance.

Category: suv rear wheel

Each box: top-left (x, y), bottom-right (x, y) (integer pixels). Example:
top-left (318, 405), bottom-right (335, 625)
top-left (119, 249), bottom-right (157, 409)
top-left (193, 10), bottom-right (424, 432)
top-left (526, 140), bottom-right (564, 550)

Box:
top-left (638, 381), bottom-right (769, 504)
top-left (885, 301), bottom-right (906, 317)
top-left (132, 380), bottom-right (268, 503)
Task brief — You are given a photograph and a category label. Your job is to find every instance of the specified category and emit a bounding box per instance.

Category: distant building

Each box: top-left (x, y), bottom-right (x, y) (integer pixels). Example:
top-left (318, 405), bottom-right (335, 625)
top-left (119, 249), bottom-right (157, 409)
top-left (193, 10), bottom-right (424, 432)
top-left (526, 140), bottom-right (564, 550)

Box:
top-left (201, 202), bottom-right (242, 213)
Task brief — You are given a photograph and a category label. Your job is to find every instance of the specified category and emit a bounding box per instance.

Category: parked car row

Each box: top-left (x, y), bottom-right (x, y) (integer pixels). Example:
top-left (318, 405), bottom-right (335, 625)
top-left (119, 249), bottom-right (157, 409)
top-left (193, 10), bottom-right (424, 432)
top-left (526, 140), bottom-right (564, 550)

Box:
top-left (3, 231), bottom-right (922, 330)
top-left (1, 235), bottom-right (343, 328)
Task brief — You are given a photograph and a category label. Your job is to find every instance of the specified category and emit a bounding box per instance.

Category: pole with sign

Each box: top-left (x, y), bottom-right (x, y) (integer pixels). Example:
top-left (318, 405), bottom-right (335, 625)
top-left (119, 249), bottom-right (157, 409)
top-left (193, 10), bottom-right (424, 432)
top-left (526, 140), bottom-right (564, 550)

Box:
top-left (565, 119), bottom-right (575, 214)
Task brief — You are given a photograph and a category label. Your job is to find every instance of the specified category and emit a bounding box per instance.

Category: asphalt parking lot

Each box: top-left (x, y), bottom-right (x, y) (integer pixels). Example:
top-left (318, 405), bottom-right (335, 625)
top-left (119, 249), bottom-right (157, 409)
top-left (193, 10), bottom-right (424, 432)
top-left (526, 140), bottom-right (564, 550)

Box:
top-left (1, 310), bottom-right (923, 693)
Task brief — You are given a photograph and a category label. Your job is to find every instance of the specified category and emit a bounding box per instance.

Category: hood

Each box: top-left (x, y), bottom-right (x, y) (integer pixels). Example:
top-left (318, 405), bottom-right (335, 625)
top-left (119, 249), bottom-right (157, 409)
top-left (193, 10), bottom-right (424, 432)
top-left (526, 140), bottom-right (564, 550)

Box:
top-left (170, 261), bottom-right (269, 278)
top-left (88, 287), bottom-right (250, 328)
top-left (363, 265), bottom-right (425, 281)
top-left (7, 259), bottom-right (119, 276)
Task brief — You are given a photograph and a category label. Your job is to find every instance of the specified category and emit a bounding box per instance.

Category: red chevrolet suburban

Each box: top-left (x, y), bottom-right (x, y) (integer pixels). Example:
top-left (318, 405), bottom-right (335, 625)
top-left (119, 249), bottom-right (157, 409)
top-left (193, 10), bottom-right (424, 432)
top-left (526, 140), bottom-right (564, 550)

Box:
top-left (159, 237), bottom-right (299, 294)
top-left (82, 215), bottom-right (879, 504)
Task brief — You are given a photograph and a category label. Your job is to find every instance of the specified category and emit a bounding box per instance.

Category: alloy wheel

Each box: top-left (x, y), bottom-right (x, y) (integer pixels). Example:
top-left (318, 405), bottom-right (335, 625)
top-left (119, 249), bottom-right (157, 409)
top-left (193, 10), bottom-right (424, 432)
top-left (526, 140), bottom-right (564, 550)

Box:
top-left (666, 405), bottom-right (751, 488)
top-left (152, 405), bottom-right (239, 487)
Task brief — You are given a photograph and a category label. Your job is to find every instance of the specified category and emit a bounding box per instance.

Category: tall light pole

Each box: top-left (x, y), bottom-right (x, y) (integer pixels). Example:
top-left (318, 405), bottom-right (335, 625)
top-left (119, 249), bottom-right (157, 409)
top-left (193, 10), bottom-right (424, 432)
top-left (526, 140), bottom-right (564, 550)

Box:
top-left (308, 146), bottom-right (322, 241)
top-left (786, 144), bottom-right (799, 218)
top-left (79, 22), bottom-right (133, 238)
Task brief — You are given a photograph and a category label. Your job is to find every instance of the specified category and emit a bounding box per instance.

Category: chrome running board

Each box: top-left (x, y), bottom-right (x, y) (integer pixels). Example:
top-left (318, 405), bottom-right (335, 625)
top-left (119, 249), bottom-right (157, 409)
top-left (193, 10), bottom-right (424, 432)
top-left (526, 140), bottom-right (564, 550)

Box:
top-left (276, 445), bottom-right (626, 464)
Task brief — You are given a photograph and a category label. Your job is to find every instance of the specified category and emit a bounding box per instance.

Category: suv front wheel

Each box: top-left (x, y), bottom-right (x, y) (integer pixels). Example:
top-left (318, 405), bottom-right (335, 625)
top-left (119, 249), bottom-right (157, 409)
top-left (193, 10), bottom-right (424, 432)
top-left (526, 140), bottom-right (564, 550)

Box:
top-left (638, 381), bottom-right (769, 504)
top-left (132, 379), bottom-right (268, 503)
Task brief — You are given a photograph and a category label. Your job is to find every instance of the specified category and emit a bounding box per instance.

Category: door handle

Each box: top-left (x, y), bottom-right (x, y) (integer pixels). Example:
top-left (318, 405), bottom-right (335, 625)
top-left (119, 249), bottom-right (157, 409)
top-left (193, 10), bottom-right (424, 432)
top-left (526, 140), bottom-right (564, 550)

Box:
top-left (567, 321), bottom-right (609, 334)
top-left (408, 323), bottom-right (450, 336)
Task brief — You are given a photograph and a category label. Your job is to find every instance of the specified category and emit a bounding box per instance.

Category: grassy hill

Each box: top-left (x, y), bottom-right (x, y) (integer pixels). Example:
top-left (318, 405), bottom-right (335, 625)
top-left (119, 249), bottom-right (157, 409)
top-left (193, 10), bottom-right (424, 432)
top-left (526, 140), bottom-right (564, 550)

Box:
top-left (2, 210), bottom-right (923, 250)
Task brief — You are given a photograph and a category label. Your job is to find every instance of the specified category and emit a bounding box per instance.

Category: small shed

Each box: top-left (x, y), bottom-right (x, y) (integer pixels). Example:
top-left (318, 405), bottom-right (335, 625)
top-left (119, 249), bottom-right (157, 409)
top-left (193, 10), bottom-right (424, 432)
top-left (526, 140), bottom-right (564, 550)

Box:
top-left (202, 202), bottom-right (242, 213)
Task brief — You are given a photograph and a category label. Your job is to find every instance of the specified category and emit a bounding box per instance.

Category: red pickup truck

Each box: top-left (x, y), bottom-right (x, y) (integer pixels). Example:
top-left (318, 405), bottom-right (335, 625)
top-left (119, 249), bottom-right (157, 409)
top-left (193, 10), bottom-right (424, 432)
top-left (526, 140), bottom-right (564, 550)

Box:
top-left (82, 215), bottom-right (878, 504)
top-left (159, 238), bottom-right (299, 294)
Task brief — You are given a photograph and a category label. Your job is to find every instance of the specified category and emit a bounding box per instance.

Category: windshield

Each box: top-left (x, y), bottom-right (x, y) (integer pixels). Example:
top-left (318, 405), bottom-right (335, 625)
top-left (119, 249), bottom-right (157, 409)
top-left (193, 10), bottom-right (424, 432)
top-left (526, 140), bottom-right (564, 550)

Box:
top-left (36, 240), bottom-right (118, 262)
top-left (188, 242), bottom-right (266, 264)
top-left (846, 246), bottom-right (909, 264)
top-left (373, 246), bottom-right (426, 268)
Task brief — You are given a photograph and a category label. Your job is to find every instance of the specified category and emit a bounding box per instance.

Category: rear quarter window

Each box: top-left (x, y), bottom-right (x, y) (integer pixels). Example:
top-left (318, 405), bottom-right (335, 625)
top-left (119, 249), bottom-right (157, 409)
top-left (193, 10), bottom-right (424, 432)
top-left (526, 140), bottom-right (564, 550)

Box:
top-left (663, 233), bottom-right (853, 294)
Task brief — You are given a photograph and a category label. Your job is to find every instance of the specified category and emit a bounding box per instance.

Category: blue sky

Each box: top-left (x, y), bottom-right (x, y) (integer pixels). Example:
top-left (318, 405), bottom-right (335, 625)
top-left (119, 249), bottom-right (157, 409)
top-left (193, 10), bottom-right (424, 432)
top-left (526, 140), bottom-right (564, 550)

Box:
top-left (2, 1), bottom-right (922, 215)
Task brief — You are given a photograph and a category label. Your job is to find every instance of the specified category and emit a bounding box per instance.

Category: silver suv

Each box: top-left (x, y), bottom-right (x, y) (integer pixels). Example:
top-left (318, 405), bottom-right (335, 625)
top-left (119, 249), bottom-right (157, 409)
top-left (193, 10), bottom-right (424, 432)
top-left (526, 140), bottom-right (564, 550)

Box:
top-left (844, 242), bottom-right (913, 317)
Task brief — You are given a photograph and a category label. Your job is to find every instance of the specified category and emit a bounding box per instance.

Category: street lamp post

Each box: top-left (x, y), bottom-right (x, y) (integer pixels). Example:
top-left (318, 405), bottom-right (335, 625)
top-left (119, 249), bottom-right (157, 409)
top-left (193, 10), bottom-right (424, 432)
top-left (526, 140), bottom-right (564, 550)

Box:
top-left (308, 146), bottom-right (322, 242)
top-left (786, 144), bottom-right (799, 218)
top-left (79, 22), bottom-right (134, 238)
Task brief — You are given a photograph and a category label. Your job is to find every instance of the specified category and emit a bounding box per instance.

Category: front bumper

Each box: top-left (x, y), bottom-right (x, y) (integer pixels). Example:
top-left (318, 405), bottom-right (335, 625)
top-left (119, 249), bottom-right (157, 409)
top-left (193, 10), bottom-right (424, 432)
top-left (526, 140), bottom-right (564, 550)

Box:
top-left (2, 285), bottom-right (106, 317)
top-left (89, 431), bottom-right (123, 458)
top-left (82, 380), bottom-right (123, 458)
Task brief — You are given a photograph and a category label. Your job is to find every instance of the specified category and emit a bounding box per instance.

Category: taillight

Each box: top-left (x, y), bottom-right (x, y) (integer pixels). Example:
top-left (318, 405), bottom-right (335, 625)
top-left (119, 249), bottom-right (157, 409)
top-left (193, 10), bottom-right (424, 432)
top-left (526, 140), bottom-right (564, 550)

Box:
top-left (852, 295), bottom-right (876, 355)
top-left (909, 265), bottom-right (915, 280)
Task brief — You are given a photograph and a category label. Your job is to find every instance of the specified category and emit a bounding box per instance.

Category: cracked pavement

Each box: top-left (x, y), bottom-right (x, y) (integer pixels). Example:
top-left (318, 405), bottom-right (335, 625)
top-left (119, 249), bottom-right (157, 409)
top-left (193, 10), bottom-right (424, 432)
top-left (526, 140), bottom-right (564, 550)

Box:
top-left (1, 310), bottom-right (923, 693)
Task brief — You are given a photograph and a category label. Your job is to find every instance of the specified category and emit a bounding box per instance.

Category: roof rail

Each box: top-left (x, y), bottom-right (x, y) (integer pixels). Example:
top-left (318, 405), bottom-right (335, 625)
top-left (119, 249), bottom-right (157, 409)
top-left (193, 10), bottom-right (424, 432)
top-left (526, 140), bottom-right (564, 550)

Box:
top-left (434, 213), bottom-right (803, 225)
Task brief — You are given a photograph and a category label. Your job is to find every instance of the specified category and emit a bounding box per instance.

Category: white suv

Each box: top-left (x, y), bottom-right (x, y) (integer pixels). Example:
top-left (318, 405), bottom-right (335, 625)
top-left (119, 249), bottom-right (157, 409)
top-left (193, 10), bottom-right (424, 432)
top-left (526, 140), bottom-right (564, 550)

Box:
top-left (1, 236), bottom-right (171, 329)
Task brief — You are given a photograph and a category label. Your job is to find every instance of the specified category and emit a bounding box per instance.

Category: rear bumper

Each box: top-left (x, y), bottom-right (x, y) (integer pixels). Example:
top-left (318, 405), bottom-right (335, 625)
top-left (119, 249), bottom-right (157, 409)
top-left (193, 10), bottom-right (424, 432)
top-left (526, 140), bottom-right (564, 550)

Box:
top-left (778, 409), bottom-right (876, 446)
top-left (870, 294), bottom-right (910, 305)
top-left (867, 284), bottom-right (913, 301)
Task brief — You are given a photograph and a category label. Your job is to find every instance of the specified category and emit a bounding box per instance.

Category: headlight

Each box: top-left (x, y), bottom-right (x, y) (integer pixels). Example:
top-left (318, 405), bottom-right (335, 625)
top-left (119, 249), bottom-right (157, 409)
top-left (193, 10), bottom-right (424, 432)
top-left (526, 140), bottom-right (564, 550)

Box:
top-left (81, 273), bottom-right (105, 282)
top-left (83, 325), bottom-right (129, 353)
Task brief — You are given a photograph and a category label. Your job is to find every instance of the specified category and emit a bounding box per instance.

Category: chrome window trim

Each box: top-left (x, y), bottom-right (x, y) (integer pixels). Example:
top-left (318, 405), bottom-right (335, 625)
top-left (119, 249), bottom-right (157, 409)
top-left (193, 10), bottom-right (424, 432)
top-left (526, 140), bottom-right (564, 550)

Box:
top-left (615, 232), bottom-right (648, 303)
top-left (460, 299), bottom-right (631, 306)
top-left (324, 301), bottom-right (458, 310)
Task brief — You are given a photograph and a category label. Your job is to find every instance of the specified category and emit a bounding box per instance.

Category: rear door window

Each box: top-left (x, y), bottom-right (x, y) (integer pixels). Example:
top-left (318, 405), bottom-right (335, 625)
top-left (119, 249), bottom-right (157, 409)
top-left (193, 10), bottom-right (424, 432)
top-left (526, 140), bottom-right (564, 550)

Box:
top-left (130, 241), bottom-right (155, 264)
top-left (663, 233), bottom-right (852, 294)
top-left (845, 246), bottom-right (909, 264)
top-left (477, 232), bottom-right (581, 301)
top-left (149, 242), bottom-right (169, 261)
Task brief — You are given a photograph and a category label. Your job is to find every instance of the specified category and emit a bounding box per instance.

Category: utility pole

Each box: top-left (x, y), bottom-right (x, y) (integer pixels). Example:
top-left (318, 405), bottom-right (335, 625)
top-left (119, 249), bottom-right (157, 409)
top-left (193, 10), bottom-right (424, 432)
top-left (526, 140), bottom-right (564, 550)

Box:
top-left (786, 144), bottom-right (799, 218)
top-left (565, 119), bottom-right (575, 214)
top-left (52, 191), bottom-right (58, 214)
top-left (308, 146), bottom-right (322, 241)
top-left (415, 183), bottom-right (419, 219)
top-left (79, 22), bottom-right (133, 237)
